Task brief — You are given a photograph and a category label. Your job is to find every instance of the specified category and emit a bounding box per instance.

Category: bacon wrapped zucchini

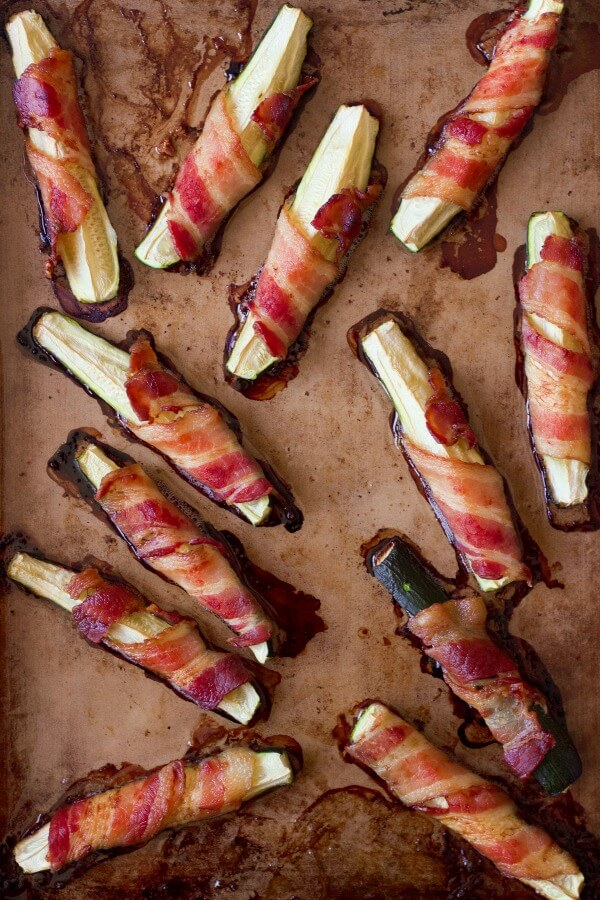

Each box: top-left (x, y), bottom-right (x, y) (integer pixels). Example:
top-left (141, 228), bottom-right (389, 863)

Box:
top-left (517, 212), bottom-right (597, 527)
top-left (14, 742), bottom-right (296, 873)
top-left (351, 310), bottom-right (530, 591)
top-left (7, 11), bottom-right (120, 306)
top-left (391, 0), bottom-right (563, 252)
top-left (22, 308), bottom-right (301, 530)
top-left (367, 535), bottom-right (582, 794)
top-left (48, 434), bottom-right (283, 664)
top-left (346, 702), bottom-right (583, 899)
top-left (135, 4), bottom-right (317, 270)
top-left (6, 547), bottom-right (262, 723)
top-left (226, 104), bottom-right (383, 389)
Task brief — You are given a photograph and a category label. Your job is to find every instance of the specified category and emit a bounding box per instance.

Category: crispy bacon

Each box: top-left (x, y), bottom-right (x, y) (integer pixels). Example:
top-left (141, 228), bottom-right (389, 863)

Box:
top-left (519, 235), bottom-right (594, 464)
top-left (94, 463), bottom-right (281, 651)
top-left (125, 336), bottom-right (272, 507)
top-left (404, 439), bottom-right (530, 585)
top-left (251, 77), bottom-right (317, 146)
top-left (68, 569), bottom-right (144, 643)
top-left (402, 10), bottom-right (560, 211)
top-left (67, 567), bottom-right (252, 708)
top-left (409, 596), bottom-right (555, 777)
top-left (46, 746), bottom-right (260, 870)
top-left (424, 367), bottom-right (476, 448)
top-left (13, 48), bottom-right (96, 257)
top-left (311, 184), bottom-right (382, 255)
top-left (347, 703), bottom-right (582, 892)
top-left (244, 181), bottom-right (380, 364)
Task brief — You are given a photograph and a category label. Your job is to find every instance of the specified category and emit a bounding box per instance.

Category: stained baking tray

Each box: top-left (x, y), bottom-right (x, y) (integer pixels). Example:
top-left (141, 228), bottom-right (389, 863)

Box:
top-left (0, 0), bottom-right (599, 896)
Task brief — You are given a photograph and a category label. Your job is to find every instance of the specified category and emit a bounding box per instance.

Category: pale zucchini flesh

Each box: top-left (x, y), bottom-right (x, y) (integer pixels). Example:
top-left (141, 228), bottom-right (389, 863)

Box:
top-left (6, 550), bottom-right (260, 724)
top-left (226, 104), bottom-right (379, 381)
top-left (7, 11), bottom-right (120, 303)
top-left (525, 212), bottom-right (589, 506)
top-left (361, 319), bottom-right (509, 592)
top-left (33, 311), bottom-right (270, 525)
top-left (14, 749), bottom-right (293, 873)
top-left (390, 0), bottom-right (564, 252)
top-left (75, 444), bottom-right (270, 664)
top-left (135, 4), bottom-right (312, 270)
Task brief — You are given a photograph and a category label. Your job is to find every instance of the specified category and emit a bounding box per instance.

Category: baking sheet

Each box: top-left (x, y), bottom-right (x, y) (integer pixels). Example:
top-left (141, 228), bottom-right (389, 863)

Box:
top-left (0, 0), bottom-right (599, 896)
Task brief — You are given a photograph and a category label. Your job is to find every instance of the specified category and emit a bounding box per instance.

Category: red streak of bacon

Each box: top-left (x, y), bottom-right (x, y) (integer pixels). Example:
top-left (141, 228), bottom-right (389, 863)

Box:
top-left (251, 78), bottom-right (317, 146)
top-left (312, 184), bottom-right (382, 256)
top-left (424, 367), bottom-right (476, 448)
top-left (124, 336), bottom-right (272, 508)
top-left (69, 569), bottom-right (144, 643)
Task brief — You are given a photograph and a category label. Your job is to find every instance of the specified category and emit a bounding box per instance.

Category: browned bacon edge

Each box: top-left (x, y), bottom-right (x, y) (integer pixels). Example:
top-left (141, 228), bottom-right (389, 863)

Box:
top-left (348, 309), bottom-right (553, 605)
top-left (17, 308), bottom-right (303, 532)
top-left (2, 729), bottom-right (302, 887)
top-left (0, 531), bottom-right (274, 720)
top-left (142, 48), bottom-right (322, 277)
top-left (513, 225), bottom-right (600, 531)
top-left (224, 157), bottom-right (387, 400)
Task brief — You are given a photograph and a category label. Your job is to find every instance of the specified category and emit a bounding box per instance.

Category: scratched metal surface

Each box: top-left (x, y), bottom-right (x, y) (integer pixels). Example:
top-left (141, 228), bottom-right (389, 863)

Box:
top-left (0, 0), bottom-right (599, 896)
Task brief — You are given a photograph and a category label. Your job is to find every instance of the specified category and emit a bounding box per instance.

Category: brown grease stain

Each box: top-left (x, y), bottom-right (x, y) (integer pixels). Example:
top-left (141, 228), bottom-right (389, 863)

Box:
top-left (440, 183), bottom-right (505, 281)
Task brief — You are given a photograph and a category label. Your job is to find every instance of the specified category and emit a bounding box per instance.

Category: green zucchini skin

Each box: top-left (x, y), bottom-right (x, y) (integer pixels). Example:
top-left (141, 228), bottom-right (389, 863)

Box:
top-left (531, 705), bottom-right (582, 795)
top-left (366, 535), bottom-right (581, 794)
top-left (367, 536), bottom-right (449, 616)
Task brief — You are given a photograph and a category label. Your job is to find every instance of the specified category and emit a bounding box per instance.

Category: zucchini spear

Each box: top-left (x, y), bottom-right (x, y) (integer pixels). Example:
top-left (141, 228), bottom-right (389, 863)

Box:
top-left (6, 550), bottom-right (262, 724)
top-left (226, 104), bottom-right (379, 381)
top-left (135, 4), bottom-right (313, 269)
top-left (367, 536), bottom-right (582, 795)
top-left (524, 212), bottom-right (589, 507)
top-left (72, 440), bottom-right (272, 665)
top-left (7, 11), bottom-right (120, 302)
top-left (14, 746), bottom-right (295, 873)
top-left (28, 309), bottom-right (271, 527)
top-left (390, 0), bottom-right (564, 252)
top-left (359, 315), bottom-right (511, 593)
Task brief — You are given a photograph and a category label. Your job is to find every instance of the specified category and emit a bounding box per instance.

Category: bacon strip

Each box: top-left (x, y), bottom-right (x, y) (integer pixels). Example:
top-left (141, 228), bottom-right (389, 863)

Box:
top-left (402, 11), bottom-right (561, 210)
top-left (251, 78), bottom-right (317, 146)
top-left (409, 596), bottom-right (554, 776)
top-left (404, 440), bottom-right (530, 585)
top-left (244, 183), bottom-right (381, 364)
top-left (519, 236), bottom-right (594, 464)
top-left (94, 462), bottom-right (281, 651)
top-left (125, 336), bottom-right (272, 506)
top-left (347, 703), bottom-right (583, 896)
top-left (46, 746), bottom-right (260, 870)
top-left (164, 76), bottom-right (315, 263)
top-left (13, 48), bottom-right (96, 257)
top-left (66, 568), bottom-right (252, 708)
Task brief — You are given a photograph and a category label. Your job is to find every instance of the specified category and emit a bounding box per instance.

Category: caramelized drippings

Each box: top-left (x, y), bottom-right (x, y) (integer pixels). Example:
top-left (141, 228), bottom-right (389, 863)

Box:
top-left (440, 183), bottom-right (507, 281)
